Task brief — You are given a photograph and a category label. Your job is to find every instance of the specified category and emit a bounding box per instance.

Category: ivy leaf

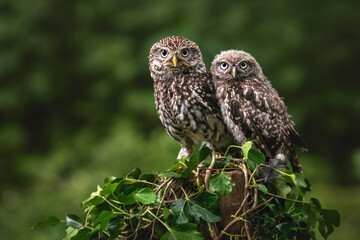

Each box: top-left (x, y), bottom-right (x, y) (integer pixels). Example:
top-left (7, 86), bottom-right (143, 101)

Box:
top-left (323, 209), bottom-right (340, 228)
top-left (209, 172), bottom-right (235, 195)
top-left (158, 171), bottom-right (182, 178)
top-left (66, 214), bottom-right (83, 229)
top-left (276, 222), bottom-right (292, 236)
top-left (318, 209), bottom-right (340, 239)
top-left (82, 185), bottom-right (104, 207)
top-left (255, 183), bottom-right (268, 193)
top-left (101, 183), bottom-right (118, 195)
top-left (246, 149), bottom-right (265, 170)
top-left (171, 191), bottom-right (221, 224)
top-left (217, 155), bottom-right (232, 168)
top-left (64, 227), bottom-right (78, 240)
top-left (89, 210), bottom-right (114, 237)
top-left (160, 223), bottom-right (203, 240)
top-left (181, 142), bottom-right (211, 178)
top-left (171, 198), bottom-right (189, 224)
top-left (241, 141), bottom-right (252, 159)
top-left (32, 216), bottom-right (61, 229)
top-left (64, 227), bottom-right (91, 240)
top-left (274, 176), bottom-right (292, 198)
top-left (167, 160), bottom-right (185, 172)
top-left (117, 193), bottom-right (136, 205)
top-left (292, 173), bottom-right (307, 197)
top-left (133, 188), bottom-right (157, 205)
top-left (304, 198), bottom-right (322, 226)
top-left (104, 176), bottom-right (117, 185)
top-left (163, 207), bottom-right (171, 220)
top-left (127, 168), bottom-right (142, 179)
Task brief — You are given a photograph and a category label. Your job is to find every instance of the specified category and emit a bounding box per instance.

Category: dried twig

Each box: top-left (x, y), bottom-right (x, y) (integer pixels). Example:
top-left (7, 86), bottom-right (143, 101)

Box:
top-left (205, 148), bottom-right (216, 190)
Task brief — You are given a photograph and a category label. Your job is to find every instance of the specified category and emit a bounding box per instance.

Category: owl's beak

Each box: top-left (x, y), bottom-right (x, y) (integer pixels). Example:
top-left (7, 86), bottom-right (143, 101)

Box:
top-left (172, 55), bottom-right (178, 67)
top-left (232, 67), bottom-right (237, 78)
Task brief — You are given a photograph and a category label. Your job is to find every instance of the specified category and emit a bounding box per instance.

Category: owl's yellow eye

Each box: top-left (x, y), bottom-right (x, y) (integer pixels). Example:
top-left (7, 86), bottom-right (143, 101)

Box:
top-left (220, 62), bottom-right (229, 70)
top-left (160, 49), bottom-right (168, 57)
top-left (181, 48), bottom-right (189, 57)
top-left (239, 61), bottom-right (248, 69)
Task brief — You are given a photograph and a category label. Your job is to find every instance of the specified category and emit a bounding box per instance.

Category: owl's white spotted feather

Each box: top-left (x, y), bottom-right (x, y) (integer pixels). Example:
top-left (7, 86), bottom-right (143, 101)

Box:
top-left (211, 50), bottom-right (307, 173)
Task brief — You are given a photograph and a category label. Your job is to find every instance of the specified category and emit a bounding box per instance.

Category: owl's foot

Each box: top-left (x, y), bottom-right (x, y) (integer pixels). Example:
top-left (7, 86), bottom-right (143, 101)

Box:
top-left (177, 146), bottom-right (192, 161)
top-left (260, 153), bottom-right (287, 182)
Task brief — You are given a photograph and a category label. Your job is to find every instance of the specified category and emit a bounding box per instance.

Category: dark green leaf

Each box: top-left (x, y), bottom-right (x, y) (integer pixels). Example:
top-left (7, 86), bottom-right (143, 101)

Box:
top-left (171, 198), bottom-right (190, 224)
top-left (304, 198), bottom-right (323, 226)
top-left (133, 188), bottom-right (157, 205)
top-left (323, 209), bottom-right (340, 227)
top-left (304, 203), bottom-right (318, 226)
top-left (294, 173), bottom-right (307, 197)
top-left (92, 210), bottom-right (114, 235)
top-left (218, 155), bottom-right (232, 167)
top-left (171, 191), bottom-right (221, 224)
top-left (209, 172), bottom-right (235, 195)
top-left (181, 143), bottom-right (211, 178)
top-left (310, 198), bottom-right (322, 211)
top-left (264, 214), bottom-right (276, 227)
top-left (126, 168), bottom-right (141, 179)
top-left (274, 176), bottom-right (292, 198)
top-left (246, 149), bottom-right (265, 170)
top-left (277, 222), bottom-right (292, 235)
top-left (32, 216), bottom-right (61, 229)
top-left (139, 173), bottom-right (157, 182)
top-left (104, 176), bottom-right (117, 185)
top-left (191, 191), bottom-right (221, 223)
top-left (117, 193), bottom-right (136, 205)
top-left (101, 183), bottom-right (118, 195)
top-left (318, 223), bottom-right (328, 240)
top-left (160, 223), bottom-right (203, 240)
top-left (66, 214), bottom-right (83, 229)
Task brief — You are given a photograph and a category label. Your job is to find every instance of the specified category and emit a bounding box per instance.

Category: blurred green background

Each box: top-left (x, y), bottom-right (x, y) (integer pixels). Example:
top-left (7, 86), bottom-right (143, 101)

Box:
top-left (0, 0), bottom-right (359, 239)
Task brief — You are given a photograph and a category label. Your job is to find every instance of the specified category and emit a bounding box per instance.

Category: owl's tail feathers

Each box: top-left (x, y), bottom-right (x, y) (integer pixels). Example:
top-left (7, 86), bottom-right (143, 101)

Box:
top-left (289, 126), bottom-right (308, 152)
top-left (289, 148), bottom-right (303, 174)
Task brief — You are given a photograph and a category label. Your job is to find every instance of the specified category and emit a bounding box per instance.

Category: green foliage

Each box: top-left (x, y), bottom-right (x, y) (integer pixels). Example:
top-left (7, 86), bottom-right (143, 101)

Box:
top-left (34, 142), bottom-right (340, 239)
top-left (209, 172), bottom-right (235, 195)
top-left (160, 223), bottom-right (203, 240)
top-left (171, 191), bottom-right (221, 225)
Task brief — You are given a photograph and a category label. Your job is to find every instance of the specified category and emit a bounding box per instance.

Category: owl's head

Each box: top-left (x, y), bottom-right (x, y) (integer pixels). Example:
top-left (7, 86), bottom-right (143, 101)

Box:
top-left (149, 36), bottom-right (206, 78)
top-left (211, 50), bottom-right (264, 83)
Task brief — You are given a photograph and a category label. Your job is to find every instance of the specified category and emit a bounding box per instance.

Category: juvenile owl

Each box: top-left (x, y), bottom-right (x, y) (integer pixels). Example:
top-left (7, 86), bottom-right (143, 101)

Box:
top-left (149, 36), bottom-right (233, 160)
top-left (211, 50), bottom-right (307, 173)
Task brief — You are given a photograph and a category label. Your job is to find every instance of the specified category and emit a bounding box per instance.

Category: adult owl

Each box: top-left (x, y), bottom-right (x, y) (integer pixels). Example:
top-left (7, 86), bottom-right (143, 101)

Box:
top-left (211, 50), bottom-right (307, 173)
top-left (148, 36), bottom-right (233, 160)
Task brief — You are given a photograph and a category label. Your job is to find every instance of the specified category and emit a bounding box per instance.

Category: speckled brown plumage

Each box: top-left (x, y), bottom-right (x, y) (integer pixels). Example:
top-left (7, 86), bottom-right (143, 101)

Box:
top-left (149, 36), bottom-right (233, 160)
top-left (211, 50), bottom-right (307, 173)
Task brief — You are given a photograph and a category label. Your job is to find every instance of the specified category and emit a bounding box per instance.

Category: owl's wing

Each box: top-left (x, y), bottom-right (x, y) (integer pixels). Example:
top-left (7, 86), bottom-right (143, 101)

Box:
top-left (229, 86), bottom-right (308, 157)
top-left (191, 73), bottom-right (223, 119)
top-left (229, 98), bottom-right (274, 157)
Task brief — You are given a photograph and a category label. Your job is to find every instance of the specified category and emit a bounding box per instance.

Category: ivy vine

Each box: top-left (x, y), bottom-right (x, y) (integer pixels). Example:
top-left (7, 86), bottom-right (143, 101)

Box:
top-left (33, 141), bottom-right (340, 239)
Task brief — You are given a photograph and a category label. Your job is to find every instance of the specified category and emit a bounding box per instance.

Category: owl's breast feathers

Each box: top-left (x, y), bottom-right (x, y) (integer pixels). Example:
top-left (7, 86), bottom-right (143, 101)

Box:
top-left (153, 72), bottom-right (225, 145)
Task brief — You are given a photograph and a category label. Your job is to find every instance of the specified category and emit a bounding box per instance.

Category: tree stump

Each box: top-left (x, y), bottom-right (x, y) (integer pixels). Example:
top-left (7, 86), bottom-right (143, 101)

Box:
top-left (197, 170), bottom-right (246, 240)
